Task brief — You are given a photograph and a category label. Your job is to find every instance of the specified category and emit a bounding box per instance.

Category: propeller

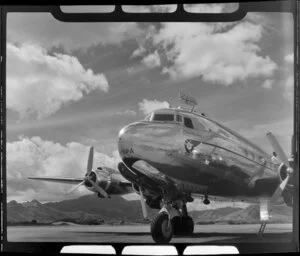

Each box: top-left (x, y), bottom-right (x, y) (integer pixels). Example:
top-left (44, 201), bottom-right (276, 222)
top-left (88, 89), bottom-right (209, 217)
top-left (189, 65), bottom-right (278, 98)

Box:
top-left (89, 178), bottom-right (108, 198)
top-left (266, 132), bottom-right (294, 204)
top-left (66, 180), bottom-right (85, 194)
top-left (87, 147), bottom-right (94, 175)
top-left (65, 147), bottom-right (109, 198)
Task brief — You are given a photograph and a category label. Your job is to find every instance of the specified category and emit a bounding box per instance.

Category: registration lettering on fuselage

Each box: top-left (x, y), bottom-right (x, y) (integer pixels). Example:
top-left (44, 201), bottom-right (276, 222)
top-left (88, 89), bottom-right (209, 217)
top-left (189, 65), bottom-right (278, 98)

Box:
top-left (122, 148), bottom-right (134, 155)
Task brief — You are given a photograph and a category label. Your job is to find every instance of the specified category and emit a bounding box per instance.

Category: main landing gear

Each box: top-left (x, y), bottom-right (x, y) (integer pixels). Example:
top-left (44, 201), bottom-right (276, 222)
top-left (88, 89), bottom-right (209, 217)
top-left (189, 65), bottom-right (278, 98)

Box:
top-left (150, 201), bottom-right (194, 243)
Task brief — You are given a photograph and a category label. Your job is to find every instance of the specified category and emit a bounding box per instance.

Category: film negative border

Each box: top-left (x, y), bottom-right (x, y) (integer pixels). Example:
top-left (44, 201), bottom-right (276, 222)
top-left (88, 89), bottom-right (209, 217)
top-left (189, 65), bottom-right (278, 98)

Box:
top-left (1, 1), bottom-right (299, 255)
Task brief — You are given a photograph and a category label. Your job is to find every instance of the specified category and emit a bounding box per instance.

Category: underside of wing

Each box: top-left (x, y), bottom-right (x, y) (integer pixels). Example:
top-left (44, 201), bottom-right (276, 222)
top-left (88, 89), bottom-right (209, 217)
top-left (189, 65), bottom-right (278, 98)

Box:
top-left (28, 177), bottom-right (83, 184)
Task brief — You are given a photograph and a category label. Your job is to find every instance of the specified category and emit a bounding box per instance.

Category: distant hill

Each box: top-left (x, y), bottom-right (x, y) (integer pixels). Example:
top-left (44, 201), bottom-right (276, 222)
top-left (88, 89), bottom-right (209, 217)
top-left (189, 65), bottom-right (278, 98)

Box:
top-left (216, 205), bottom-right (293, 224)
top-left (7, 199), bottom-right (105, 225)
top-left (7, 195), bottom-right (293, 225)
top-left (7, 195), bottom-right (157, 225)
top-left (191, 204), bottom-right (292, 224)
top-left (190, 207), bottom-right (242, 224)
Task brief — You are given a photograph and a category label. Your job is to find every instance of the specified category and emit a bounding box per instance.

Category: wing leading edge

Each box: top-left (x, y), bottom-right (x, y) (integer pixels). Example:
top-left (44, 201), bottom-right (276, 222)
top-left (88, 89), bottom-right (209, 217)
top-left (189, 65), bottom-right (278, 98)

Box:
top-left (28, 177), bottom-right (83, 184)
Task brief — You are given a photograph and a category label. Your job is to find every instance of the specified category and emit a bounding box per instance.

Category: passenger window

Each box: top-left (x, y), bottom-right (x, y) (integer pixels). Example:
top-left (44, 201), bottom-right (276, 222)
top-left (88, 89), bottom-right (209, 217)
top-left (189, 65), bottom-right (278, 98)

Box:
top-left (176, 115), bottom-right (182, 122)
top-left (184, 117), bottom-right (194, 129)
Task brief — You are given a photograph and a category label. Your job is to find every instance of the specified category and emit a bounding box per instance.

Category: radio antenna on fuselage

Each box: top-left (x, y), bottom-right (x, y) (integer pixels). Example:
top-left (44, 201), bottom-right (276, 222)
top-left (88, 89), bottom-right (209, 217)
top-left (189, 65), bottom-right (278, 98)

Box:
top-left (178, 91), bottom-right (198, 113)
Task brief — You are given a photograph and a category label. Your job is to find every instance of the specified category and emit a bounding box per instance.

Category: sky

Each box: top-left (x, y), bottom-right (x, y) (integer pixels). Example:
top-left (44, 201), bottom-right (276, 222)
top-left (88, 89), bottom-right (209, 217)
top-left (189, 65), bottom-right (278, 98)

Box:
top-left (6, 5), bottom-right (294, 210)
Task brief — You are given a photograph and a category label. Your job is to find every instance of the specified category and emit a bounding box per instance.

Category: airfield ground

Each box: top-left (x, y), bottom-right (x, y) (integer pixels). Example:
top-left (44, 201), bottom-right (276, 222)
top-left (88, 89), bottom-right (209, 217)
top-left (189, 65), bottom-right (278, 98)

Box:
top-left (8, 223), bottom-right (292, 243)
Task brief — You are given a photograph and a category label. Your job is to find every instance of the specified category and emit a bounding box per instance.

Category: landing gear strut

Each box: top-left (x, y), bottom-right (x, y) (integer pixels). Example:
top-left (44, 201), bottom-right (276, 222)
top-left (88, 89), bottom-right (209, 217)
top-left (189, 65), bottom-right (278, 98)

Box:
top-left (150, 201), bottom-right (194, 243)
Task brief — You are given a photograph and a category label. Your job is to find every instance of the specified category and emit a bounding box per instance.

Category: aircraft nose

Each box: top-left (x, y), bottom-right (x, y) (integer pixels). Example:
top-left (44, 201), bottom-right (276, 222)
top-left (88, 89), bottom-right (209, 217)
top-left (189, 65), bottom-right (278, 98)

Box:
top-left (118, 124), bottom-right (133, 142)
top-left (118, 124), bottom-right (135, 156)
top-left (118, 122), bottom-right (146, 159)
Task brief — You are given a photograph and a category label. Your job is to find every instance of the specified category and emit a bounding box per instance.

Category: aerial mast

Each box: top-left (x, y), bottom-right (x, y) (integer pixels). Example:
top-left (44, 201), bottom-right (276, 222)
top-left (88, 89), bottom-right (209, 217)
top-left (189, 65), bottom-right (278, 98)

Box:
top-left (178, 92), bottom-right (198, 112)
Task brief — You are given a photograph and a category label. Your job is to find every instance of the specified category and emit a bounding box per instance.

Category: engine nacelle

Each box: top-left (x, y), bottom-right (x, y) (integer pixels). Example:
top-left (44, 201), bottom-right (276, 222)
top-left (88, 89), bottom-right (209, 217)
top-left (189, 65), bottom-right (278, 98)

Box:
top-left (84, 168), bottom-right (112, 196)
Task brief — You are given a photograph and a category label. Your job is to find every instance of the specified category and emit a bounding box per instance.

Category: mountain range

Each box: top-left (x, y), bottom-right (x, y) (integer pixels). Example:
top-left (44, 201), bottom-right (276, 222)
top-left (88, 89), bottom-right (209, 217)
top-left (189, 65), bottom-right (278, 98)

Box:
top-left (7, 195), bottom-right (293, 225)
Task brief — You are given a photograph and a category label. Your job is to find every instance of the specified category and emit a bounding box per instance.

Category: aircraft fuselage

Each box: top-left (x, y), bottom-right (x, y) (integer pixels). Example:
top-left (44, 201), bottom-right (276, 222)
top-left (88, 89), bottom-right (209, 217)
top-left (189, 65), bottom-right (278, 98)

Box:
top-left (118, 108), bottom-right (280, 201)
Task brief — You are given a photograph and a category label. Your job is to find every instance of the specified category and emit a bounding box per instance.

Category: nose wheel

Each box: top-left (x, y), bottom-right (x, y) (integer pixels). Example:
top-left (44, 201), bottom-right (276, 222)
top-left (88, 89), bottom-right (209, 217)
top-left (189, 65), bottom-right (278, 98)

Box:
top-left (150, 212), bottom-right (173, 243)
top-left (150, 202), bottom-right (194, 243)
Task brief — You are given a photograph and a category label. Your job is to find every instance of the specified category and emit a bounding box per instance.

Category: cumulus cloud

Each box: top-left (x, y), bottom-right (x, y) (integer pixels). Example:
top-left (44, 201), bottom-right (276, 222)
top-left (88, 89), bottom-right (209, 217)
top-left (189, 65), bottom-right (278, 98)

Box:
top-left (261, 79), bottom-right (274, 90)
top-left (139, 99), bottom-right (169, 115)
top-left (116, 110), bottom-right (137, 116)
top-left (7, 136), bottom-right (121, 202)
top-left (7, 13), bottom-right (143, 52)
top-left (134, 21), bottom-right (277, 85)
top-left (141, 50), bottom-right (161, 68)
top-left (284, 53), bottom-right (293, 64)
top-left (7, 43), bottom-right (109, 120)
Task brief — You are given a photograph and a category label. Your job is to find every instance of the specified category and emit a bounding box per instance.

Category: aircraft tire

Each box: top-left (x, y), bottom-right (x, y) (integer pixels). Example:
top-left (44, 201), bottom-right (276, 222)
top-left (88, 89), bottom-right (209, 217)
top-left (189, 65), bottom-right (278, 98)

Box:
top-left (151, 212), bottom-right (173, 243)
top-left (171, 216), bottom-right (182, 236)
top-left (181, 216), bottom-right (194, 235)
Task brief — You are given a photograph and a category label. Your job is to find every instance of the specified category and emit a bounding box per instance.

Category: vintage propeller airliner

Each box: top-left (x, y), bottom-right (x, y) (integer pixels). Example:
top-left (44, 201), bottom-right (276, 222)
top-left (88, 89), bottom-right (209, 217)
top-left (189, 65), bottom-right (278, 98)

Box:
top-left (29, 94), bottom-right (295, 243)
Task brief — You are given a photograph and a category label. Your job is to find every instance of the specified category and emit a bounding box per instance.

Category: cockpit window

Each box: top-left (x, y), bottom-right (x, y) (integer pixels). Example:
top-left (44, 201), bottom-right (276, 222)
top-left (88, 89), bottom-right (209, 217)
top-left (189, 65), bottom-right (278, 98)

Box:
top-left (176, 115), bottom-right (182, 122)
top-left (184, 117), bottom-right (194, 129)
top-left (153, 114), bottom-right (174, 121)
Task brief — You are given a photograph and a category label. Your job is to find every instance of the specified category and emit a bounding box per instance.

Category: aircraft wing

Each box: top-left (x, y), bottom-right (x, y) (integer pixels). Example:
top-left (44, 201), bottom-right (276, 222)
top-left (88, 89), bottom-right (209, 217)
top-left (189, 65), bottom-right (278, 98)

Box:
top-left (28, 177), bottom-right (83, 184)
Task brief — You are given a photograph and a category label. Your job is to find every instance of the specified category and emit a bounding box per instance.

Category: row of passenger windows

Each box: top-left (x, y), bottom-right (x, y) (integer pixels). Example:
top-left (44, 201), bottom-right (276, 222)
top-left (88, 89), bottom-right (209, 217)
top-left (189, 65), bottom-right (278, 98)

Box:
top-left (152, 114), bottom-right (194, 129)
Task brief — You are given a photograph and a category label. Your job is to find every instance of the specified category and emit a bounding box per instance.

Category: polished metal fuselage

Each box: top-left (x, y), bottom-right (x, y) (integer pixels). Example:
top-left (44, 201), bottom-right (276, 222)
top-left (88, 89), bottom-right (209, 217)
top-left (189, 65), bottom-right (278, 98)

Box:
top-left (118, 108), bottom-right (280, 201)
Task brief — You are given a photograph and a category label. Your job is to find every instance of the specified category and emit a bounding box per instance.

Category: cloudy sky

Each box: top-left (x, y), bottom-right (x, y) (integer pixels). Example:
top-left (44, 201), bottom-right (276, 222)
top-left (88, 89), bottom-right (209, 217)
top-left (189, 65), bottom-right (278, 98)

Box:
top-left (6, 5), bottom-right (294, 209)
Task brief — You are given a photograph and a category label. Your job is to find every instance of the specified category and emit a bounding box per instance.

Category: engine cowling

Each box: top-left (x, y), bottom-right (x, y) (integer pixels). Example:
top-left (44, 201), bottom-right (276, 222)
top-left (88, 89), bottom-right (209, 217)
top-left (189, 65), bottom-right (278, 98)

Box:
top-left (278, 163), bottom-right (293, 185)
top-left (84, 168), bottom-right (112, 197)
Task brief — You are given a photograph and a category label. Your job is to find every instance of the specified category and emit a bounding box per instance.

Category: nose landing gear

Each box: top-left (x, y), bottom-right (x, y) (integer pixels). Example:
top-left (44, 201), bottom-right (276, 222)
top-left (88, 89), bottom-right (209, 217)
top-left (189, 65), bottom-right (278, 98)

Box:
top-left (151, 212), bottom-right (173, 243)
top-left (150, 201), bottom-right (194, 243)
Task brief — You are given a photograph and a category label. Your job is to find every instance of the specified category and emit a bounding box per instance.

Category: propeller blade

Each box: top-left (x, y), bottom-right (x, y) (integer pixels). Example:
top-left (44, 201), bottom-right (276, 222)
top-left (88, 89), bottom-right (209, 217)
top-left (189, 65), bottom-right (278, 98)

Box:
top-left (89, 179), bottom-right (109, 198)
top-left (270, 174), bottom-right (291, 203)
top-left (139, 186), bottom-right (148, 219)
top-left (266, 132), bottom-right (289, 166)
top-left (66, 180), bottom-right (85, 194)
top-left (86, 147), bottom-right (94, 175)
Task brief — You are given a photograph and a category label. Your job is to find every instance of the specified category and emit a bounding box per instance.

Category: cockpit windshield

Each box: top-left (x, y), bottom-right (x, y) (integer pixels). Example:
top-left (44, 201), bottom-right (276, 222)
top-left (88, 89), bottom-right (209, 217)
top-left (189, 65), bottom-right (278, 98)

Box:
top-left (152, 113), bottom-right (174, 121)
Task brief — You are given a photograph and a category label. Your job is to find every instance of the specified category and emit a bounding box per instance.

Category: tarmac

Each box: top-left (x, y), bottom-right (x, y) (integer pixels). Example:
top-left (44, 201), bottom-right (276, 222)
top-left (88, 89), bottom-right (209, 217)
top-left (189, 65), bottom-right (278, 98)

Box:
top-left (7, 223), bottom-right (293, 243)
